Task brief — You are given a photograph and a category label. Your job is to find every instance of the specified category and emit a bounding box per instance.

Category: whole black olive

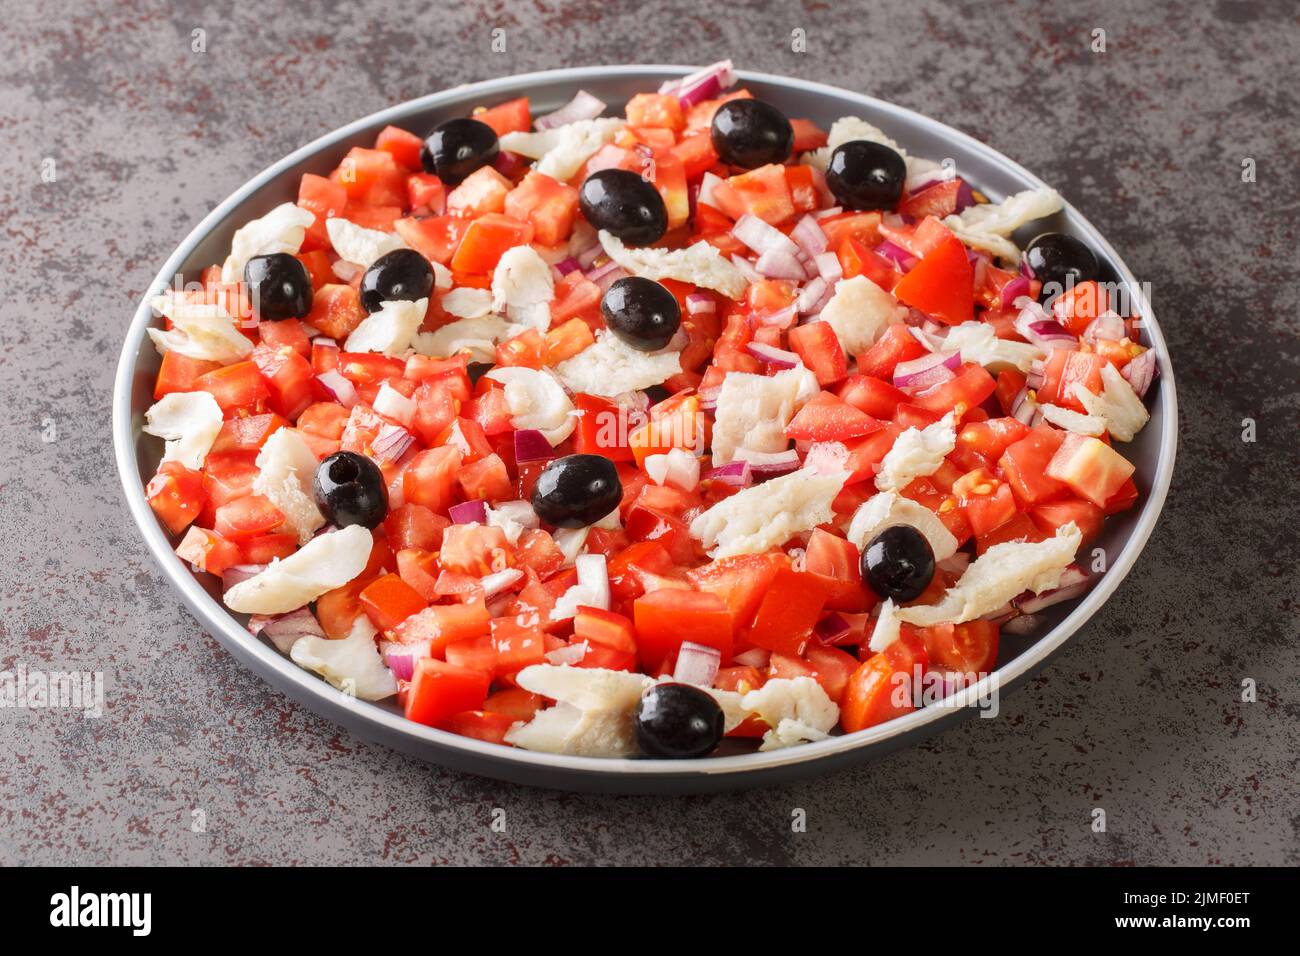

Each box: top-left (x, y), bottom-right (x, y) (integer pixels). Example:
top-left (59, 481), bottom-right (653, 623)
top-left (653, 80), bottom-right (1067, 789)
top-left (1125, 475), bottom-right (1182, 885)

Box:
top-left (244, 253), bottom-right (313, 322)
top-left (578, 168), bottom-right (667, 245)
top-left (635, 683), bottom-right (725, 758)
top-left (530, 454), bottom-right (622, 529)
top-left (1024, 233), bottom-right (1100, 297)
top-left (420, 117), bottom-right (499, 185)
top-left (709, 98), bottom-right (795, 169)
top-left (861, 525), bottom-right (935, 603)
top-left (359, 248), bottom-right (434, 313)
top-left (601, 277), bottom-right (681, 352)
top-left (825, 140), bottom-right (907, 211)
top-left (313, 451), bottom-right (388, 530)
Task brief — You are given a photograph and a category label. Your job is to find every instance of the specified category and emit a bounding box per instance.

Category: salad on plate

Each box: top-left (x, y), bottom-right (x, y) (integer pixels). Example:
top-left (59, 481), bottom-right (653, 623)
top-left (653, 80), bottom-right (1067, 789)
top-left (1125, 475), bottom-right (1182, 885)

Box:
top-left (140, 61), bottom-right (1156, 758)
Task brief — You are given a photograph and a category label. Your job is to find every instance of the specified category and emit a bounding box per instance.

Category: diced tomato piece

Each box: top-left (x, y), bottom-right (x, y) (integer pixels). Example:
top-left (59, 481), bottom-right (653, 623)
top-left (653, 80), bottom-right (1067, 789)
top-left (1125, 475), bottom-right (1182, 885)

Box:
top-left (789, 117), bottom-right (828, 151)
top-left (192, 361), bottom-right (268, 413)
top-left (670, 133), bottom-right (719, 180)
top-left (838, 236), bottom-right (901, 291)
top-left (839, 637), bottom-right (920, 733)
top-left (544, 317), bottom-right (595, 365)
top-left (238, 532), bottom-right (298, 564)
top-left (787, 321), bottom-right (847, 386)
top-left (633, 589), bottom-right (733, 671)
top-left (145, 461), bottom-right (207, 534)
top-left (963, 482), bottom-right (1018, 538)
top-left (803, 529), bottom-right (875, 613)
top-left (394, 215), bottom-right (472, 265)
top-left (1029, 497), bottom-right (1105, 546)
top-left (911, 363), bottom-right (997, 416)
top-left (1045, 432), bottom-right (1135, 507)
top-left (341, 204), bottom-right (401, 232)
top-left (441, 710), bottom-right (517, 744)
top-left (333, 146), bottom-right (407, 207)
top-left (892, 230), bottom-right (974, 326)
top-left (474, 96), bottom-right (531, 136)
top-left (1037, 348), bottom-right (1108, 413)
top-left (573, 606), bottom-right (638, 656)
top-left (251, 344), bottom-right (315, 420)
top-left (803, 644), bottom-right (860, 704)
top-left (439, 523), bottom-right (513, 577)
top-left (395, 547), bottom-right (443, 601)
top-left (449, 213), bottom-right (535, 274)
top-left (174, 526), bottom-right (242, 576)
top-left (153, 351), bottom-right (222, 400)
top-left (483, 687), bottom-right (544, 720)
top-left (726, 164), bottom-right (795, 225)
top-left (838, 374), bottom-right (908, 419)
top-left (374, 125), bottom-right (423, 169)
top-left (899, 179), bottom-right (961, 220)
top-left (1051, 280), bottom-right (1109, 335)
top-left (626, 92), bottom-right (685, 130)
top-left (402, 446), bottom-right (463, 514)
top-left (406, 172), bottom-right (446, 213)
top-left (856, 324), bottom-right (928, 381)
top-left (444, 632), bottom-right (497, 674)
top-left (550, 270), bottom-right (602, 324)
top-left (490, 617), bottom-right (547, 678)
top-left (457, 453), bottom-right (512, 502)
top-left (297, 173), bottom-right (348, 251)
top-left (785, 391), bottom-right (882, 442)
top-left (784, 165), bottom-right (819, 213)
top-left (213, 494), bottom-right (284, 540)
top-left (747, 568), bottom-right (833, 657)
top-left (393, 598), bottom-right (491, 658)
top-left (1104, 477), bottom-right (1139, 515)
top-left (840, 423), bottom-right (903, 484)
top-left (571, 394), bottom-right (634, 461)
top-left (306, 283), bottom-right (367, 341)
top-left (503, 170), bottom-right (580, 246)
top-left (405, 659), bottom-right (492, 726)
top-left (819, 211), bottom-right (883, 250)
top-left (998, 423), bottom-right (1069, 507)
top-left (917, 619), bottom-right (999, 674)
top-left (359, 572), bottom-right (427, 630)
top-left (447, 165), bottom-right (514, 218)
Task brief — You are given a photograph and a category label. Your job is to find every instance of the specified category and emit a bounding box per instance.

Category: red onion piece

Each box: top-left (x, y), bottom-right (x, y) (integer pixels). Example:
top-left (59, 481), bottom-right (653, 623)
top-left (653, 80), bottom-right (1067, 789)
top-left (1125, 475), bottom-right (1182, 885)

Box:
top-left (999, 275), bottom-right (1032, 310)
top-left (742, 448), bottom-right (802, 476)
top-left (813, 612), bottom-right (852, 645)
top-left (449, 500), bottom-right (488, 525)
top-left (1083, 311), bottom-right (1126, 344)
top-left (812, 206), bottom-right (843, 220)
top-left (1121, 349), bottom-right (1156, 398)
top-left (729, 254), bottom-right (762, 284)
top-left (893, 350), bottom-right (961, 390)
top-left (576, 242), bottom-right (603, 270)
top-left (954, 180), bottom-right (976, 213)
top-left (660, 60), bottom-right (735, 105)
top-left (386, 654), bottom-right (416, 682)
top-left (697, 171), bottom-right (725, 210)
top-left (875, 240), bottom-right (917, 271)
top-left (1011, 387), bottom-right (1036, 425)
top-left (553, 256), bottom-right (582, 276)
top-left (673, 641), bottom-right (722, 686)
top-left (796, 276), bottom-right (829, 314)
top-left (753, 304), bottom-right (798, 329)
top-left (732, 214), bottom-right (801, 259)
top-left (534, 89), bottom-right (606, 129)
top-left (1015, 580), bottom-right (1091, 615)
top-left (316, 370), bottom-right (357, 407)
top-left (814, 251), bottom-right (843, 283)
top-left (222, 563), bottom-right (267, 591)
top-left (479, 567), bottom-right (525, 599)
top-left (248, 607), bottom-right (325, 655)
top-left (585, 258), bottom-right (623, 283)
top-left (492, 151), bottom-right (525, 178)
top-left (754, 247), bottom-right (808, 280)
top-left (703, 460), bottom-right (753, 487)
top-left (745, 341), bottom-right (801, 369)
top-left (513, 428), bottom-right (555, 464)
top-left (790, 215), bottom-right (829, 259)
top-left (372, 423), bottom-right (415, 464)
top-left (373, 384), bottom-right (416, 428)
top-left (732, 647), bottom-right (771, 669)
top-left (685, 292), bottom-right (716, 315)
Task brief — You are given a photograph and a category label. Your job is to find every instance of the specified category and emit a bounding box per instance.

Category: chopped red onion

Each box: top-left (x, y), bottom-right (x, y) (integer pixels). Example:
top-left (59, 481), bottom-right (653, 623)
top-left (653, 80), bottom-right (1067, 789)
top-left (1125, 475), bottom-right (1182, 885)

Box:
top-left (813, 613), bottom-right (852, 645)
top-left (732, 213), bottom-right (801, 259)
top-left (790, 215), bottom-right (829, 259)
top-left (373, 382), bottom-right (417, 427)
top-left (585, 258), bottom-right (623, 283)
top-left (685, 292), bottom-right (716, 315)
top-left (731, 647), bottom-right (771, 669)
top-left (796, 276), bottom-right (829, 314)
top-left (222, 563), bottom-right (266, 591)
top-left (954, 180), bottom-right (976, 213)
top-left (479, 567), bottom-right (525, 599)
top-left (1015, 578), bottom-right (1091, 614)
top-left (894, 350), bottom-right (961, 390)
top-left (875, 240), bottom-right (917, 271)
top-left (386, 653), bottom-right (416, 682)
top-left (1083, 311), bottom-right (1127, 345)
top-left (1121, 349), bottom-right (1156, 398)
top-left (730, 254), bottom-right (762, 284)
top-left (449, 500), bottom-right (488, 525)
top-left (514, 428), bottom-right (555, 463)
top-left (554, 256), bottom-right (582, 276)
top-left (576, 242), bottom-right (603, 270)
top-left (999, 275), bottom-right (1032, 310)
top-left (698, 171), bottom-right (725, 209)
top-left (372, 423), bottom-right (415, 464)
top-left (1015, 304), bottom-right (1076, 349)
top-left (754, 304), bottom-right (798, 329)
top-left (1011, 386), bottom-right (1036, 425)
top-left (741, 448), bottom-right (802, 476)
top-left (331, 259), bottom-right (364, 283)
top-left (534, 89), bottom-right (606, 129)
top-left (814, 251), bottom-right (843, 283)
top-left (316, 369), bottom-right (358, 407)
top-left (673, 641), bottom-right (722, 686)
top-left (754, 247), bottom-right (808, 280)
top-left (659, 60), bottom-right (736, 105)
top-left (704, 460), bottom-right (753, 487)
top-left (745, 341), bottom-right (801, 369)
top-left (492, 151), bottom-right (525, 178)
top-left (812, 206), bottom-right (843, 221)
top-left (248, 607), bottom-right (325, 655)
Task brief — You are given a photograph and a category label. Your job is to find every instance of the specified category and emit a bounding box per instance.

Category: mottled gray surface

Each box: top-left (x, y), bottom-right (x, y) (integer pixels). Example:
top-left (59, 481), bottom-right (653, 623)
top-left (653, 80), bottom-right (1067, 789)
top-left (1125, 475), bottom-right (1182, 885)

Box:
top-left (1, 0), bottom-right (1297, 865)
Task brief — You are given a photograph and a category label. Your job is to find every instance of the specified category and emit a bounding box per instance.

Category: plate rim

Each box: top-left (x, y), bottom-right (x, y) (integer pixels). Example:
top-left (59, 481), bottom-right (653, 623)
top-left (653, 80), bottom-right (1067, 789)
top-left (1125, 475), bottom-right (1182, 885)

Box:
top-left (112, 64), bottom-right (1178, 783)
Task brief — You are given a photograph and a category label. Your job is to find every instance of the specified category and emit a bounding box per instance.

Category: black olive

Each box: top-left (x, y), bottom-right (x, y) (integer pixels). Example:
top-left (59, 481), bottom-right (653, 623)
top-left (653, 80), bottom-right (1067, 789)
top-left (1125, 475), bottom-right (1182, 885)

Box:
top-left (530, 454), bottom-right (622, 529)
top-left (313, 451), bottom-right (388, 530)
top-left (1024, 233), bottom-right (1100, 297)
top-left (825, 140), bottom-right (907, 211)
top-left (709, 98), bottom-right (794, 169)
top-left (466, 361), bottom-right (494, 385)
top-left (578, 168), bottom-right (667, 245)
top-left (861, 525), bottom-right (935, 603)
top-left (635, 683), bottom-right (725, 758)
top-left (244, 253), bottom-right (313, 322)
top-left (359, 248), bottom-right (435, 313)
top-left (601, 277), bottom-right (681, 352)
top-left (420, 117), bottom-right (499, 185)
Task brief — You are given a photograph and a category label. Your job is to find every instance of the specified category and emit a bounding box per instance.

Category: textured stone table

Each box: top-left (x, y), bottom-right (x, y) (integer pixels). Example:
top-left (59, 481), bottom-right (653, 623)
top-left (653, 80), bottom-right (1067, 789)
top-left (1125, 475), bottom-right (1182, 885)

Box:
top-left (1, 0), bottom-right (1295, 865)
